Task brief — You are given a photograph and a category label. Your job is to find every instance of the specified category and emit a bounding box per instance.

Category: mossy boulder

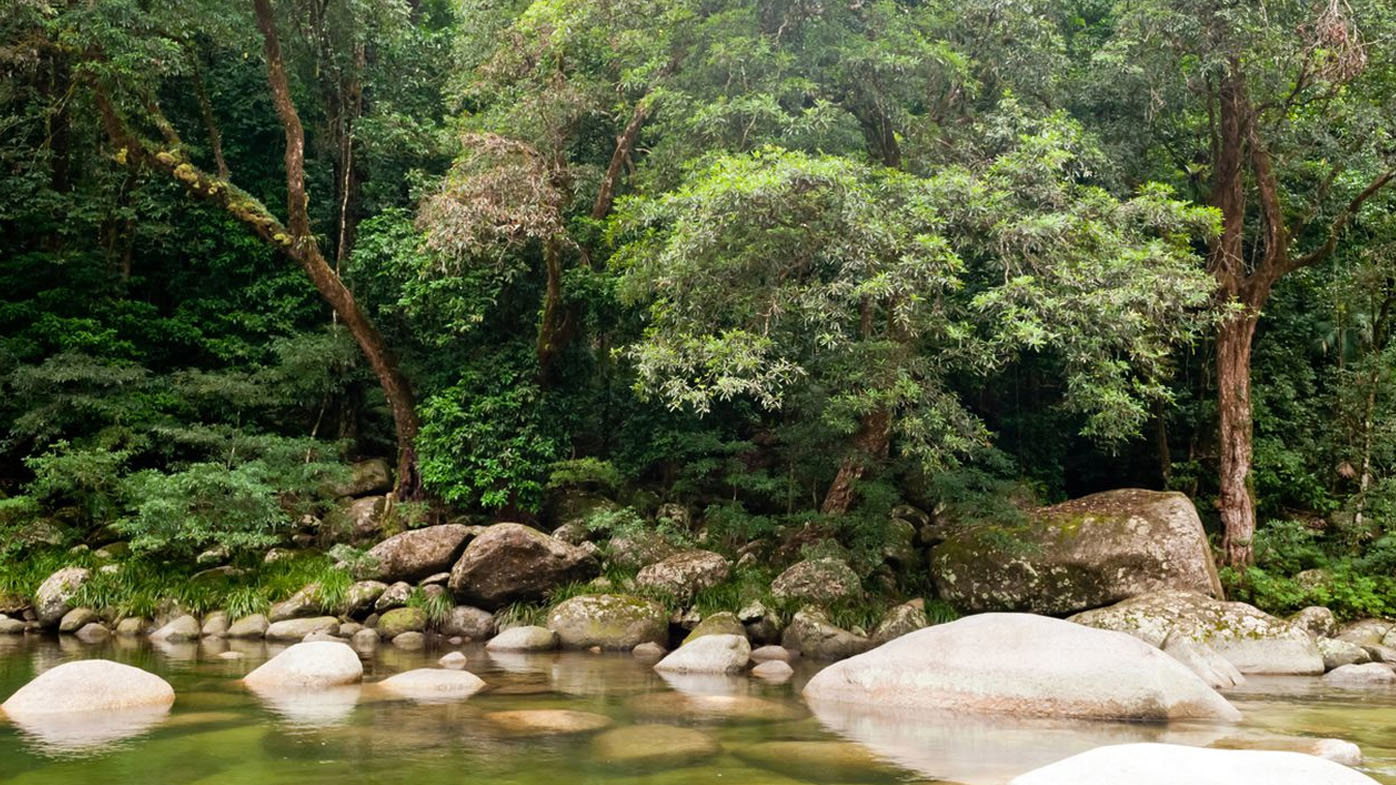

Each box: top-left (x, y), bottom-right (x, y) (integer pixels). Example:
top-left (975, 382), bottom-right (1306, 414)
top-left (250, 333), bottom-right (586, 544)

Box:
top-left (1070, 590), bottom-right (1323, 675)
top-left (635, 550), bottom-right (730, 600)
top-left (930, 489), bottom-right (1222, 616)
top-left (682, 612), bottom-right (746, 645)
top-left (377, 607), bottom-right (427, 638)
top-left (547, 594), bottom-right (667, 650)
top-left (771, 558), bottom-right (862, 605)
top-left (360, 524), bottom-right (478, 583)
top-left (34, 567), bottom-right (89, 628)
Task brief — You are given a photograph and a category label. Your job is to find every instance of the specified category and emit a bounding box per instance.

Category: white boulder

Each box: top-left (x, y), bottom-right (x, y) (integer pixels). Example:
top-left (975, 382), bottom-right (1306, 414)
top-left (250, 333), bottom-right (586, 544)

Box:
top-left (1008, 743), bottom-right (1378, 785)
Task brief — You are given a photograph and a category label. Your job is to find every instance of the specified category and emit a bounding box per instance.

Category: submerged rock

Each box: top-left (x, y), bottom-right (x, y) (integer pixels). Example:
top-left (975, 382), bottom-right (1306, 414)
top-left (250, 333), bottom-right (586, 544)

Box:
top-left (547, 594), bottom-right (667, 650)
top-left (654, 634), bottom-right (751, 674)
top-left (1007, 742), bottom-right (1378, 785)
top-left (802, 613), bottom-right (1239, 722)
top-left (485, 709), bottom-right (613, 735)
top-left (1070, 590), bottom-right (1324, 675)
top-left (733, 740), bottom-right (903, 782)
top-left (2, 659), bottom-right (174, 714)
top-left (931, 489), bottom-right (1222, 616)
top-left (751, 660), bottom-right (794, 681)
top-left (243, 641), bottom-right (363, 690)
top-left (591, 724), bottom-right (720, 768)
top-left (486, 625), bottom-right (558, 652)
top-left (449, 523), bottom-right (598, 609)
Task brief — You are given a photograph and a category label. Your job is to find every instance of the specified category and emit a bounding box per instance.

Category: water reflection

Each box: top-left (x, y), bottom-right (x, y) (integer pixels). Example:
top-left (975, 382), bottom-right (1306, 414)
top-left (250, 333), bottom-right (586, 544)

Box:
top-left (7, 705), bottom-right (170, 755)
top-left (245, 684), bottom-right (362, 728)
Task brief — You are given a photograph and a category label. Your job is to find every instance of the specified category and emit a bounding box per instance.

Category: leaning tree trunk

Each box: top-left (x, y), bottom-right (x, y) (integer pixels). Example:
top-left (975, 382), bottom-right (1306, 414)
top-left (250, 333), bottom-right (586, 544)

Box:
top-left (1216, 310), bottom-right (1259, 567)
top-left (821, 409), bottom-right (891, 515)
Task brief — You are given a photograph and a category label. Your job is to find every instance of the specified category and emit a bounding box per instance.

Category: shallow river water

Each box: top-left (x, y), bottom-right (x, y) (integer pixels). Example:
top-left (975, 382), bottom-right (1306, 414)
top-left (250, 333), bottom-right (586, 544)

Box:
top-left (0, 635), bottom-right (1392, 784)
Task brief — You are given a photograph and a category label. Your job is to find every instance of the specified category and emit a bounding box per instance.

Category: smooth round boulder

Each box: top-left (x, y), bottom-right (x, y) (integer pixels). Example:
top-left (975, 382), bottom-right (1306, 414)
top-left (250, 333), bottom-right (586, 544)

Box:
top-left (376, 668), bottom-right (485, 701)
top-left (34, 567), bottom-right (89, 628)
top-left (1007, 743), bottom-right (1379, 785)
top-left (1319, 638), bottom-right (1372, 670)
top-left (932, 489), bottom-right (1222, 616)
top-left (634, 550), bottom-right (730, 600)
top-left (361, 524), bottom-right (477, 583)
top-left (802, 613), bottom-right (1240, 722)
top-left (655, 634), bottom-right (751, 674)
top-left (733, 740), bottom-right (903, 782)
top-left (150, 614), bottom-right (201, 642)
top-left (752, 660), bottom-right (794, 680)
top-left (226, 614), bottom-right (269, 639)
top-left (377, 607), bottom-right (426, 639)
top-left (681, 612), bottom-right (746, 645)
top-left (1323, 662), bottom-right (1396, 688)
top-left (440, 605), bottom-right (495, 639)
top-left (782, 607), bottom-right (870, 660)
top-left (1290, 606), bottom-right (1338, 638)
top-left (1070, 590), bottom-right (1324, 675)
top-left (632, 641), bottom-right (666, 659)
top-left (392, 631), bottom-right (425, 649)
top-left (201, 611), bottom-right (230, 638)
top-left (485, 709), bottom-right (612, 735)
top-left (448, 523), bottom-right (598, 610)
top-left (439, 651), bottom-right (469, 669)
top-left (547, 594), bottom-right (667, 650)
top-left (75, 622), bottom-right (111, 642)
top-left (243, 641), bottom-right (363, 690)
top-left (2, 659), bottom-right (174, 714)
top-left (486, 625), bottom-right (558, 652)
top-left (751, 645), bottom-right (794, 663)
top-left (871, 602), bottom-right (928, 645)
top-left (591, 724), bottom-right (720, 768)
top-left (58, 607), bottom-right (98, 634)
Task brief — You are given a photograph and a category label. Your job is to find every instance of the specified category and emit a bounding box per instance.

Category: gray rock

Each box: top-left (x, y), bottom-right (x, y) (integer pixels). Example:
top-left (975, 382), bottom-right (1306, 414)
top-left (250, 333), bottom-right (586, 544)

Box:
top-left (782, 607), bottom-right (871, 661)
top-left (1318, 637), bottom-right (1372, 670)
top-left (552, 521), bottom-right (591, 546)
top-left (338, 494), bottom-right (388, 541)
top-left (0, 617), bottom-right (27, 635)
top-left (333, 458), bottom-right (392, 497)
top-left (772, 558), bottom-right (862, 605)
top-left (351, 628), bottom-right (379, 649)
top-left (682, 612), bottom-right (746, 645)
top-left (547, 594), bottom-right (667, 650)
top-left (420, 572), bottom-right (450, 586)
top-left (34, 567), bottom-right (89, 628)
top-left (339, 581), bottom-right (388, 617)
top-left (750, 645), bottom-right (794, 663)
top-left (392, 631), bottom-right (425, 649)
top-left (265, 616), bottom-right (339, 642)
top-left (269, 585), bottom-right (324, 622)
top-left (376, 668), bottom-right (485, 700)
top-left (486, 625), bottom-right (557, 652)
top-left (151, 614), bottom-right (201, 642)
top-left (1323, 662), bottom-right (1396, 688)
top-left (931, 489), bottom-right (1223, 616)
top-left (485, 709), bottom-right (612, 735)
top-left (200, 611), bottom-right (230, 638)
top-left (635, 550), bottom-right (730, 600)
top-left (439, 651), bottom-right (469, 669)
top-left (1338, 618), bottom-right (1394, 646)
top-left (1, 659), bottom-right (173, 714)
top-left (1362, 643), bottom-right (1396, 663)
top-left (655, 633), bottom-right (751, 674)
top-left (244, 641), bottom-right (362, 690)
top-left (196, 545), bottom-right (229, 566)
top-left (377, 607), bottom-right (426, 638)
top-left (375, 581), bottom-right (413, 612)
top-left (58, 607), bottom-right (98, 634)
top-left (449, 523), bottom-right (598, 610)
top-left (361, 524), bottom-right (477, 583)
top-left (1289, 606), bottom-right (1338, 638)
top-left (1163, 633), bottom-right (1245, 689)
top-left (804, 614), bottom-right (1240, 722)
top-left (226, 614), bottom-right (269, 639)
top-left (751, 659), bottom-right (794, 680)
top-left (1070, 590), bottom-right (1324, 675)
top-left (75, 622), bottom-right (110, 642)
top-left (1007, 743), bottom-right (1377, 785)
top-left (871, 602), bottom-right (928, 645)
top-left (606, 530), bottom-right (680, 570)
top-left (632, 641), bottom-right (667, 659)
top-left (440, 605), bottom-right (495, 640)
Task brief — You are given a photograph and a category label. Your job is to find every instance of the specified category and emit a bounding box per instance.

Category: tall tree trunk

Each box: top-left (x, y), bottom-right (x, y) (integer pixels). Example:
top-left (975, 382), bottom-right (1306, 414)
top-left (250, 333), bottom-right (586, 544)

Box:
top-left (536, 234), bottom-right (569, 383)
top-left (821, 409), bottom-right (890, 515)
top-left (1216, 310), bottom-right (1258, 566)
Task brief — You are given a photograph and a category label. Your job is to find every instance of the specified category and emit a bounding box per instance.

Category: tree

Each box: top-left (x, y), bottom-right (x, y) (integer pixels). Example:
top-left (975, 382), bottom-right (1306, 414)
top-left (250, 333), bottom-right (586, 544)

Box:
top-left (44, 0), bottom-right (427, 497)
top-left (612, 132), bottom-right (1217, 513)
top-left (1084, 0), bottom-right (1396, 564)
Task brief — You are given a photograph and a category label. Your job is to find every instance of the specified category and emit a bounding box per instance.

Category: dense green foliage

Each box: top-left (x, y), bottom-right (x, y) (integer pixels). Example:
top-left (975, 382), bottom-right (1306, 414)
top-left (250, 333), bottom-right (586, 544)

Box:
top-left (3, 0), bottom-right (1396, 617)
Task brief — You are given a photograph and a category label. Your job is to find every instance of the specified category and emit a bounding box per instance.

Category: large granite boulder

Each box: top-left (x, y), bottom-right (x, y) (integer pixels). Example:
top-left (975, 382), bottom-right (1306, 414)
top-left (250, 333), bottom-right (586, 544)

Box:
top-left (268, 584), bottom-right (324, 622)
top-left (486, 625), bottom-right (557, 652)
top-left (448, 523), bottom-right (598, 610)
top-left (803, 613), bottom-right (1239, 722)
top-left (1070, 590), bottom-right (1324, 675)
top-left (654, 634), bottom-right (751, 674)
top-left (376, 668), bottom-right (486, 701)
top-left (440, 605), bottom-right (495, 639)
top-left (361, 524), bottom-right (477, 583)
top-left (34, 567), bottom-right (89, 628)
top-left (634, 550), bottom-right (730, 600)
top-left (243, 641), bottom-right (363, 690)
top-left (1008, 743), bottom-right (1378, 785)
top-left (2, 659), bottom-right (175, 714)
top-left (338, 495), bottom-right (388, 541)
top-left (931, 489), bottom-right (1221, 615)
top-left (547, 594), bottom-right (667, 650)
top-left (771, 558), bottom-right (862, 605)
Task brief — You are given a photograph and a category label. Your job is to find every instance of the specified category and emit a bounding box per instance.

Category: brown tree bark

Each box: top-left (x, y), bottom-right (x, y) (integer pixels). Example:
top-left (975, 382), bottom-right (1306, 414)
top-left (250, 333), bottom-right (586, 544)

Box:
top-left (91, 2), bottom-right (424, 499)
top-left (821, 409), bottom-right (891, 515)
top-left (1205, 66), bottom-right (1396, 566)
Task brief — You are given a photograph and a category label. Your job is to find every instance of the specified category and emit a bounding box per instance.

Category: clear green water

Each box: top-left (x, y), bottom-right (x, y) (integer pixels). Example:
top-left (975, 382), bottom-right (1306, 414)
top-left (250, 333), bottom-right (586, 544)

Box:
top-left (0, 634), bottom-right (1391, 784)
